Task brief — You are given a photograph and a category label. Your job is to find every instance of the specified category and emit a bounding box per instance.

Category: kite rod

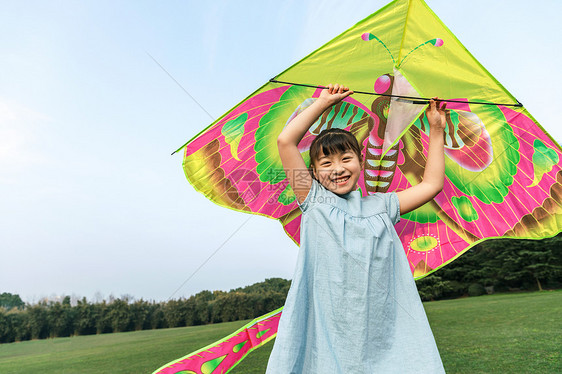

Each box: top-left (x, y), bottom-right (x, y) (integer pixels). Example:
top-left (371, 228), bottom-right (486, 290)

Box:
top-left (269, 78), bottom-right (523, 107)
top-left (171, 77), bottom-right (524, 155)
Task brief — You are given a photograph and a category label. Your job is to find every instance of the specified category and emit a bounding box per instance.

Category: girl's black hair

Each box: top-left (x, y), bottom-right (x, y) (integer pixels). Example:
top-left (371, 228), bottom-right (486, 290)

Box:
top-left (309, 128), bottom-right (363, 168)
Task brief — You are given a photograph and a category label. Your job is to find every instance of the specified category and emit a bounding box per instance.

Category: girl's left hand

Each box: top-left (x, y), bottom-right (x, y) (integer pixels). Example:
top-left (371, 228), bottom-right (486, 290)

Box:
top-left (426, 98), bottom-right (447, 131)
top-left (318, 83), bottom-right (353, 107)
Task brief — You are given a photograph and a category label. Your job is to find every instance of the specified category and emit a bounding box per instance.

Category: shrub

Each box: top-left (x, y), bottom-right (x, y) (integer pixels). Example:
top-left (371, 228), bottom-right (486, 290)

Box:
top-left (468, 283), bottom-right (486, 297)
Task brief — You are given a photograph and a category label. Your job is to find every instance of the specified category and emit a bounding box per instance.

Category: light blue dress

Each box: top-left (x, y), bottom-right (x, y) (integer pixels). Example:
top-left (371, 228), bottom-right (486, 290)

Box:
top-left (266, 179), bottom-right (445, 373)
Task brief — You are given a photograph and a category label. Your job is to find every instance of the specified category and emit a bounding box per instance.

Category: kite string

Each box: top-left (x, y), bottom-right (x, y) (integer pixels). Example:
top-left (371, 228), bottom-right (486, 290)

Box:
top-left (146, 51), bottom-right (219, 156)
top-left (147, 51), bottom-right (244, 299)
top-left (167, 215), bottom-right (254, 301)
top-left (269, 78), bottom-right (523, 107)
top-left (146, 51), bottom-right (216, 121)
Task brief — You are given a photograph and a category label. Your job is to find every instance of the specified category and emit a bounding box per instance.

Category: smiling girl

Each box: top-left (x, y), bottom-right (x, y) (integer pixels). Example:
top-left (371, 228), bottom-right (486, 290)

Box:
top-left (266, 84), bottom-right (447, 373)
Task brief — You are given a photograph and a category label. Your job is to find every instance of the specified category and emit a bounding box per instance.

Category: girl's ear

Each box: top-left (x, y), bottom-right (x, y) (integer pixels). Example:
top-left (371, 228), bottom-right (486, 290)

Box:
top-left (310, 160), bottom-right (318, 179)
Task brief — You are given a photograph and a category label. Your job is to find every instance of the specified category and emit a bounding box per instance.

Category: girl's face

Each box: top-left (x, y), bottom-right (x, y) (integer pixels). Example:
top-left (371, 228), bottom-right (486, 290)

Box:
top-left (313, 149), bottom-right (363, 195)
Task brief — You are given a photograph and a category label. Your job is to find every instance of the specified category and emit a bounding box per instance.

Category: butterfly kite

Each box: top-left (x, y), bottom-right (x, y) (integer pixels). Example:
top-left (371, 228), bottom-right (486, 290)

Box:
top-left (154, 0), bottom-right (562, 372)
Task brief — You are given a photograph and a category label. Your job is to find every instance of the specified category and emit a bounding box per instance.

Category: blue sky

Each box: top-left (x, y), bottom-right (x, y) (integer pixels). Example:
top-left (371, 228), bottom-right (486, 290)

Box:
top-left (1, 0), bottom-right (560, 303)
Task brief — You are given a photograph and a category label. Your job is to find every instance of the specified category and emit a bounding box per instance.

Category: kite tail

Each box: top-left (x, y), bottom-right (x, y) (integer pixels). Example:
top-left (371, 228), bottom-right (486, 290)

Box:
top-left (152, 308), bottom-right (282, 374)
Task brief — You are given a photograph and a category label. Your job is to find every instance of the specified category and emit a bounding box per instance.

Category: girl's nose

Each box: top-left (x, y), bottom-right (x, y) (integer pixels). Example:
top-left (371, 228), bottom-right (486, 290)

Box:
top-left (333, 163), bottom-right (346, 175)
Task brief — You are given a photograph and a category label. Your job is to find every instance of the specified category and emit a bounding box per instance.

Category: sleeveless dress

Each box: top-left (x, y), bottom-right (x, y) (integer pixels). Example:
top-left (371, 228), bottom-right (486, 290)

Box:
top-left (265, 179), bottom-right (445, 373)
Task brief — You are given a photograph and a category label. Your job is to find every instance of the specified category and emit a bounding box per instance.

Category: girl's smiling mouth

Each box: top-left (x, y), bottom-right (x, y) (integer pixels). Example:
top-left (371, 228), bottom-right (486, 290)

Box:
top-left (332, 175), bottom-right (351, 185)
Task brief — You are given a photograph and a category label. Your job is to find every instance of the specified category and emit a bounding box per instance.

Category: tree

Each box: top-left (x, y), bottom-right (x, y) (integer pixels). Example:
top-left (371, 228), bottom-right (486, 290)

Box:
top-left (193, 291), bottom-right (215, 325)
top-left (6, 310), bottom-right (30, 342)
top-left (148, 303), bottom-right (166, 330)
top-left (163, 299), bottom-right (186, 328)
top-left (27, 303), bottom-right (49, 339)
top-left (130, 300), bottom-right (150, 331)
top-left (416, 234), bottom-right (562, 300)
top-left (107, 299), bottom-right (131, 333)
top-left (95, 302), bottom-right (112, 334)
top-left (0, 293), bottom-right (24, 310)
top-left (0, 309), bottom-right (13, 343)
top-left (74, 297), bottom-right (97, 335)
top-left (47, 301), bottom-right (75, 337)
top-left (495, 237), bottom-right (562, 291)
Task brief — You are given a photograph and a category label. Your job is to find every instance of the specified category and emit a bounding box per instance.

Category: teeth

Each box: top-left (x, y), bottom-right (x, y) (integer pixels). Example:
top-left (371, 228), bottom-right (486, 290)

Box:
top-left (333, 176), bottom-right (350, 183)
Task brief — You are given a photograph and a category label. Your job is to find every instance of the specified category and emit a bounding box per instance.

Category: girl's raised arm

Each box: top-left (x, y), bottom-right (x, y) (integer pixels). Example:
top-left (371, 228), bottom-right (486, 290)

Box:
top-left (396, 99), bottom-right (446, 214)
top-left (277, 84), bottom-right (353, 203)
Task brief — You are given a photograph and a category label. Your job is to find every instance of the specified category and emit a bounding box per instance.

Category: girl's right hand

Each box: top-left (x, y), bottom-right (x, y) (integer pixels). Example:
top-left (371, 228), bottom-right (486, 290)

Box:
top-left (426, 98), bottom-right (447, 131)
top-left (318, 83), bottom-right (353, 106)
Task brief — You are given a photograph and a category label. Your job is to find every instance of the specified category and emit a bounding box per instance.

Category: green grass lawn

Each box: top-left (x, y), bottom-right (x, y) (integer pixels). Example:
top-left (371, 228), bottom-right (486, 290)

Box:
top-left (0, 291), bottom-right (560, 373)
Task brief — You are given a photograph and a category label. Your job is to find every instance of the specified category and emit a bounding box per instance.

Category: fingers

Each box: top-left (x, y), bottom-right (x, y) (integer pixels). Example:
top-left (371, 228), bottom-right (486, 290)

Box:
top-left (427, 97), bottom-right (448, 112)
top-left (433, 97), bottom-right (447, 112)
top-left (325, 83), bottom-right (350, 91)
top-left (427, 98), bottom-right (436, 112)
top-left (333, 83), bottom-right (343, 93)
top-left (342, 90), bottom-right (354, 98)
top-left (325, 83), bottom-right (353, 97)
top-left (433, 97), bottom-right (442, 110)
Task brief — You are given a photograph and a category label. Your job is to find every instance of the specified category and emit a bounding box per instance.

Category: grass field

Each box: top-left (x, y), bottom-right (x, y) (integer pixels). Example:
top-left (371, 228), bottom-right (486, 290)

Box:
top-left (0, 291), bottom-right (560, 373)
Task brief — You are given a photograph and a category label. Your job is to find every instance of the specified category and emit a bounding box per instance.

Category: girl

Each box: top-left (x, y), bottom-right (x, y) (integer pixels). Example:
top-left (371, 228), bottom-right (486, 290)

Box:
top-left (266, 84), bottom-right (447, 373)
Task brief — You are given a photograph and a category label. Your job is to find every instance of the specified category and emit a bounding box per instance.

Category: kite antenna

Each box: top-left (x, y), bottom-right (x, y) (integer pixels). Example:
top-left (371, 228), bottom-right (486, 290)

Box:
top-left (397, 38), bottom-right (444, 68)
top-left (361, 33), bottom-right (396, 65)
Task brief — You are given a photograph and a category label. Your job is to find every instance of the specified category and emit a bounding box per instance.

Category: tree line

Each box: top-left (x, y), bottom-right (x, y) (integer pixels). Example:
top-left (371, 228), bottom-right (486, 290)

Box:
top-left (416, 234), bottom-right (562, 301)
top-left (0, 278), bottom-right (289, 343)
top-left (1, 235), bottom-right (560, 343)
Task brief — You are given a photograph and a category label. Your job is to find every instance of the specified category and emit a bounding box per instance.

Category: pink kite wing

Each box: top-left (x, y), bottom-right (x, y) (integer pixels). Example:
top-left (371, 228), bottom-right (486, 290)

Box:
top-left (393, 102), bottom-right (562, 277)
top-left (182, 84), bottom-right (378, 244)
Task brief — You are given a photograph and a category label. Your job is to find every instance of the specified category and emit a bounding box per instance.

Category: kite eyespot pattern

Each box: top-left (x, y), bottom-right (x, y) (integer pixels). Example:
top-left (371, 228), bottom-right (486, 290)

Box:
top-left (409, 234), bottom-right (440, 253)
